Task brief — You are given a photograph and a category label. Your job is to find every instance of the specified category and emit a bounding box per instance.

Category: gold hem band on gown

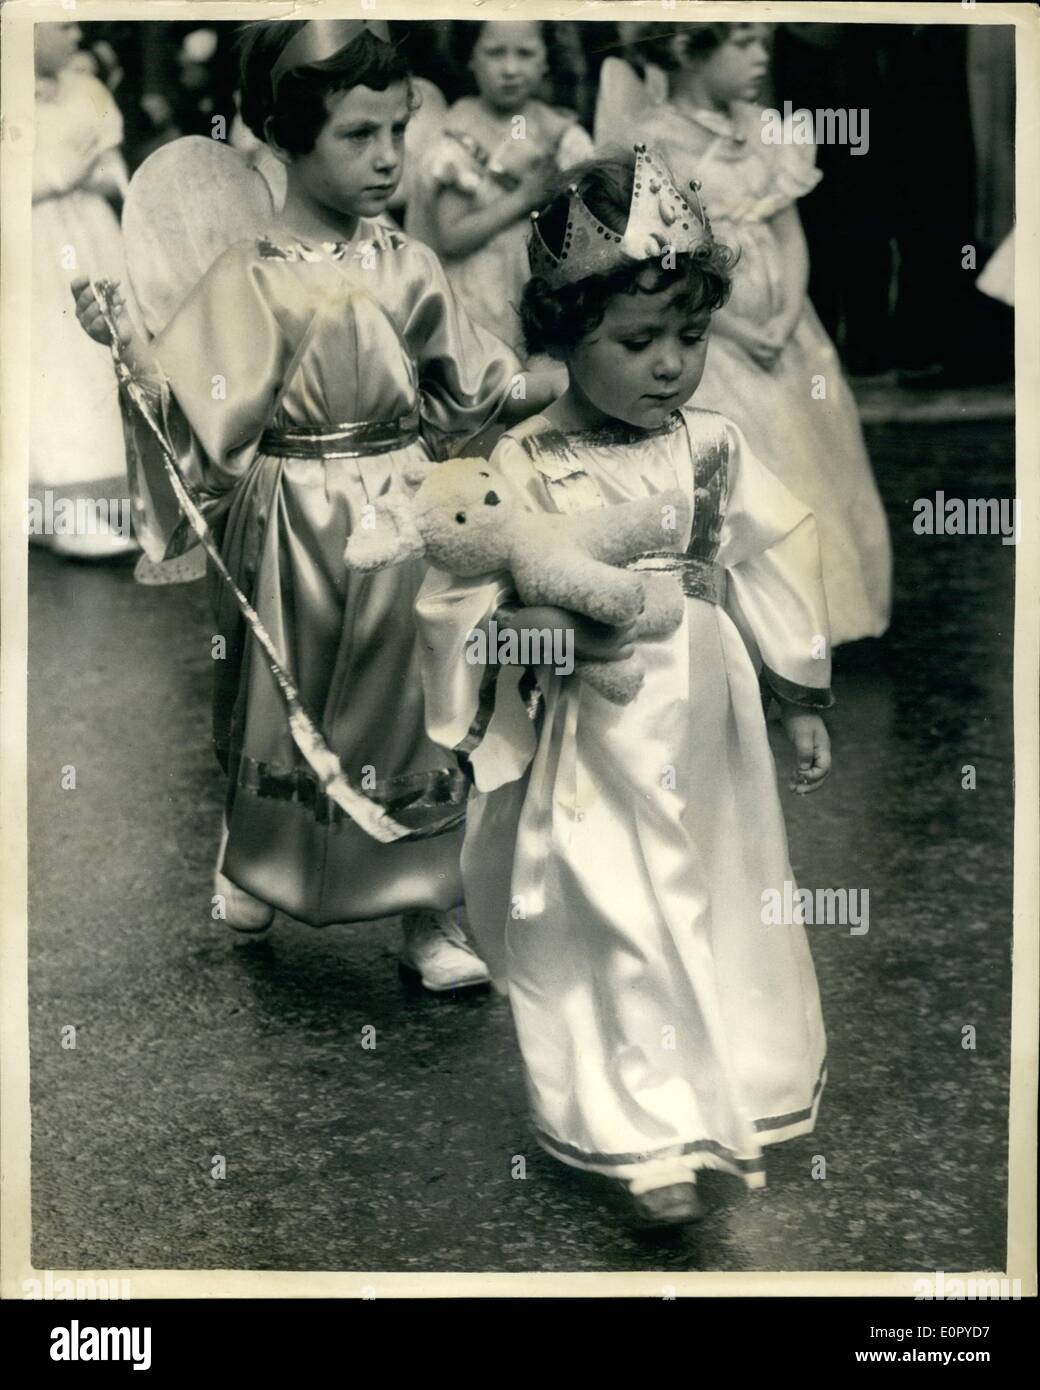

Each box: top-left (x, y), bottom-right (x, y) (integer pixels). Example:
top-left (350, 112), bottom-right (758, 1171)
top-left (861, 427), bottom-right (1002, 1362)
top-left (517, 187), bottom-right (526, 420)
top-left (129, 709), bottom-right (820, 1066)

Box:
top-left (235, 755), bottom-right (469, 833)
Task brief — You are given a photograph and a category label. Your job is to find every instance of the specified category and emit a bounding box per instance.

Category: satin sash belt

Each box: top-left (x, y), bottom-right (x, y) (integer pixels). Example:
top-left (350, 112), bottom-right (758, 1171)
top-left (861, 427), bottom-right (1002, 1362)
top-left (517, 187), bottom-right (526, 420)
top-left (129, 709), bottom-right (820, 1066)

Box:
top-left (626, 551), bottom-right (727, 606)
top-left (259, 412), bottom-right (421, 459)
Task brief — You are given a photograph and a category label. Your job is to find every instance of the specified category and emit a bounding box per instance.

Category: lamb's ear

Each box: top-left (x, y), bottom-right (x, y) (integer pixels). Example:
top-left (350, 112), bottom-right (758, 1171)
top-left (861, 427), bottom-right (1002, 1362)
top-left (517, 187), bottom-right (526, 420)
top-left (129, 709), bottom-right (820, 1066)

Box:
top-left (344, 495), bottom-right (426, 572)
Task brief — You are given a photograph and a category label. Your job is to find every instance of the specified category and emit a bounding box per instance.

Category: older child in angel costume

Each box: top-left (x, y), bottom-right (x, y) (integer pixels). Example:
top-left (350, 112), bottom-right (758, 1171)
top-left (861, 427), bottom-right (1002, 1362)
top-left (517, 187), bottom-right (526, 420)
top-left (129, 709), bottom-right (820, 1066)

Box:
top-left (73, 19), bottom-right (559, 991)
top-left (606, 22), bottom-right (892, 646)
top-left (32, 20), bottom-right (134, 559)
top-left (406, 20), bottom-right (593, 358)
top-left (417, 151), bottom-right (833, 1227)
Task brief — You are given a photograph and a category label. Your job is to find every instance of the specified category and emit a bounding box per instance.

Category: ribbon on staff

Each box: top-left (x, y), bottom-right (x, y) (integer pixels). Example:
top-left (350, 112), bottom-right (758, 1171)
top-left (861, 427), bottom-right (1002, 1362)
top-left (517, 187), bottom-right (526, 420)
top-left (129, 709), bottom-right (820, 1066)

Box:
top-left (90, 279), bottom-right (463, 846)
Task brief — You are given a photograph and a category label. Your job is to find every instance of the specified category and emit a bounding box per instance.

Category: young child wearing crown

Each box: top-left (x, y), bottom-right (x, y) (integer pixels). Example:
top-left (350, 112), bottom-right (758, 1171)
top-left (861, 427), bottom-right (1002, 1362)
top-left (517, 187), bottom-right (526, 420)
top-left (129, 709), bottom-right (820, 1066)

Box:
top-left (417, 148), bottom-right (835, 1228)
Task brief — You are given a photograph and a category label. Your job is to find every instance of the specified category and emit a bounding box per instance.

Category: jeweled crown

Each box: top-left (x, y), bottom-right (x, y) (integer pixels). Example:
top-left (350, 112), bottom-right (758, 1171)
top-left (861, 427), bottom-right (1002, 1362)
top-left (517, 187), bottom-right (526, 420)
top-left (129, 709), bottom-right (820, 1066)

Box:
top-left (529, 145), bottom-right (713, 288)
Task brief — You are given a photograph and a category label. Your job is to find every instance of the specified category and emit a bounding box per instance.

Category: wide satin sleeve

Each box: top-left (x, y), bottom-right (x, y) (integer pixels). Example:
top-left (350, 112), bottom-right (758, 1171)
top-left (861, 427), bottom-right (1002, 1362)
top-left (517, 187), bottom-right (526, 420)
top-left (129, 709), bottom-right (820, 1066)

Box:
top-left (415, 435), bottom-right (547, 791)
top-left (113, 241), bottom-right (299, 563)
top-left (151, 242), bottom-right (296, 497)
top-left (716, 419), bottom-right (834, 709)
top-left (403, 239), bottom-right (522, 459)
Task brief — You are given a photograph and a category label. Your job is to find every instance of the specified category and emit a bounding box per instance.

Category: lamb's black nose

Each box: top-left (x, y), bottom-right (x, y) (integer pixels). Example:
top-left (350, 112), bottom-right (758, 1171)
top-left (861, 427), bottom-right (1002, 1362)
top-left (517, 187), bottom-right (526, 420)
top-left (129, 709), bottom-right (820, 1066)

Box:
top-left (484, 491), bottom-right (500, 506)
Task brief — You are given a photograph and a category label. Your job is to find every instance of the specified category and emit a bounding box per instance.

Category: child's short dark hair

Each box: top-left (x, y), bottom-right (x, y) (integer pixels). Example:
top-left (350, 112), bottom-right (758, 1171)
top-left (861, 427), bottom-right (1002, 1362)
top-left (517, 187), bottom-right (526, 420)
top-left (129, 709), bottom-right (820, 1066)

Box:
top-left (237, 21), bottom-right (414, 155)
top-left (520, 155), bottom-right (736, 360)
top-left (632, 21), bottom-right (761, 73)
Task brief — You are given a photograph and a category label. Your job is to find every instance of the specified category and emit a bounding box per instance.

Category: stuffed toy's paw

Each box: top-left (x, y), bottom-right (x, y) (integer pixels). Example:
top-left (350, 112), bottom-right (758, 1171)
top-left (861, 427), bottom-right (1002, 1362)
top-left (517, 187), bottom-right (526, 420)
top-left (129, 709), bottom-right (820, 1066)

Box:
top-left (575, 655), bottom-right (646, 705)
top-left (343, 460), bottom-right (441, 572)
top-left (628, 572), bottom-right (685, 639)
top-left (571, 575), bottom-right (684, 703)
top-left (518, 560), bottom-right (647, 628)
top-left (344, 494), bottom-right (426, 572)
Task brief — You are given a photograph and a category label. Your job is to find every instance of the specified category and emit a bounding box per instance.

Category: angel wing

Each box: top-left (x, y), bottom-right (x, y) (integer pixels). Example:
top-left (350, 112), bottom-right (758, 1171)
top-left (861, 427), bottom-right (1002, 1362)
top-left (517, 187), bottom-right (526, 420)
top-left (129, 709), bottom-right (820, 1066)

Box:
top-left (592, 56), bottom-right (667, 152)
top-left (122, 135), bottom-right (276, 338)
top-left (121, 137), bottom-right (277, 583)
top-left (389, 75), bottom-right (448, 213)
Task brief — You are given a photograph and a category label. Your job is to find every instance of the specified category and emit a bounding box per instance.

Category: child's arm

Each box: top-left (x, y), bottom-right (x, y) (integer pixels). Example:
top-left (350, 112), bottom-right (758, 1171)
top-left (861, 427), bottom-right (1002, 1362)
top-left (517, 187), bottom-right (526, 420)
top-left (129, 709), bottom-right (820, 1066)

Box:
top-left (711, 310), bottom-right (784, 371)
top-left (410, 240), bottom-right (564, 449)
top-left (416, 565), bottom-right (538, 792)
top-left (70, 275), bottom-right (159, 382)
top-left (72, 245), bottom-right (296, 561)
top-left (33, 124), bottom-right (105, 203)
top-left (764, 204), bottom-right (810, 347)
top-left (496, 367), bottom-right (567, 426)
top-left (86, 145), bottom-right (130, 204)
top-left (780, 708), bottom-right (831, 795)
top-left (430, 157), bottom-right (555, 260)
top-left (36, 74), bottom-right (127, 204)
top-left (712, 209), bottom-right (809, 366)
top-left (713, 418), bottom-right (834, 793)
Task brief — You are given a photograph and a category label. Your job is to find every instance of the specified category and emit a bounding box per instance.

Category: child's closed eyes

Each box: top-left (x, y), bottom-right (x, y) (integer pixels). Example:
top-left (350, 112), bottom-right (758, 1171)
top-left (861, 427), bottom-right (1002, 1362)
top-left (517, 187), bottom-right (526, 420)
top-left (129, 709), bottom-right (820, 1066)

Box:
top-left (620, 332), bottom-right (706, 354)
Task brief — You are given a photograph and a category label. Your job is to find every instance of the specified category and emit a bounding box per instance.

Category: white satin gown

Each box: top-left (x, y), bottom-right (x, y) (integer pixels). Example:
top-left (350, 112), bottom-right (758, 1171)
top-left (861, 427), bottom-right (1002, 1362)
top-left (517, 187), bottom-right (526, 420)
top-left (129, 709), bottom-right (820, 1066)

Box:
top-left (417, 406), bottom-right (831, 1188)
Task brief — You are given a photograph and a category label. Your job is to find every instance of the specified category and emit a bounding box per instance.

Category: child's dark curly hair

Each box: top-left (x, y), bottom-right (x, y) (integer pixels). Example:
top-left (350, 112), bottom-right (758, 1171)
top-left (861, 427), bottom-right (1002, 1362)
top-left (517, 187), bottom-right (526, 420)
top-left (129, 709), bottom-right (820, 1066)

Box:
top-left (237, 21), bottom-right (415, 156)
top-left (520, 154), bottom-right (736, 360)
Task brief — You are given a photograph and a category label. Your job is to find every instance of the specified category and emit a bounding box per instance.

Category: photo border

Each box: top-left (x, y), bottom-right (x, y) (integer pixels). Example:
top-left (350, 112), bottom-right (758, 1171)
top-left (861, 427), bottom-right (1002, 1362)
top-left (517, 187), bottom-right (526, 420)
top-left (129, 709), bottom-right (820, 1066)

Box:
top-left (2, 0), bottom-right (1036, 1300)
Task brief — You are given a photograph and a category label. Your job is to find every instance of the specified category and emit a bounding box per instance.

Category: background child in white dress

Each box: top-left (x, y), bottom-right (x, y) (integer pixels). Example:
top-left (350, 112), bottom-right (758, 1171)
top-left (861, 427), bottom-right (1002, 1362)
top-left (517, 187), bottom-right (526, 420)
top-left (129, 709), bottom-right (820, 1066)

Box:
top-left (32, 20), bottom-right (133, 559)
top-left (628, 22), bottom-right (892, 646)
top-left (417, 152), bottom-right (834, 1228)
top-left (406, 19), bottom-right (593, 358)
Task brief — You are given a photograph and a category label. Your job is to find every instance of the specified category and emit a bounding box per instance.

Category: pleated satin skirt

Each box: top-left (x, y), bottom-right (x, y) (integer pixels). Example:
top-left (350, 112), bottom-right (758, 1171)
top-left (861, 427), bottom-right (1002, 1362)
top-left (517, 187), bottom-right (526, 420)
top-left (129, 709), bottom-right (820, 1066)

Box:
top-left (214, 440), bottom-right (465, 926)
top-left (461, 596), bottom-right (827, 1186)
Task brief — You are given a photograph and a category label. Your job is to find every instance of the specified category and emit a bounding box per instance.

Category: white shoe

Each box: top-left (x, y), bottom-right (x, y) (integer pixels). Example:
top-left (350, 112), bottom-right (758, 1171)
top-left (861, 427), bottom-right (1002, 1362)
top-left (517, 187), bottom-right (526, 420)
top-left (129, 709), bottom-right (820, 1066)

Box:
top-left (48, 523), bottom-right (140, 561)
top-left (214, 819), bottom-right (274, 933)
top-left (400, 911), bottom-right (491, 992)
